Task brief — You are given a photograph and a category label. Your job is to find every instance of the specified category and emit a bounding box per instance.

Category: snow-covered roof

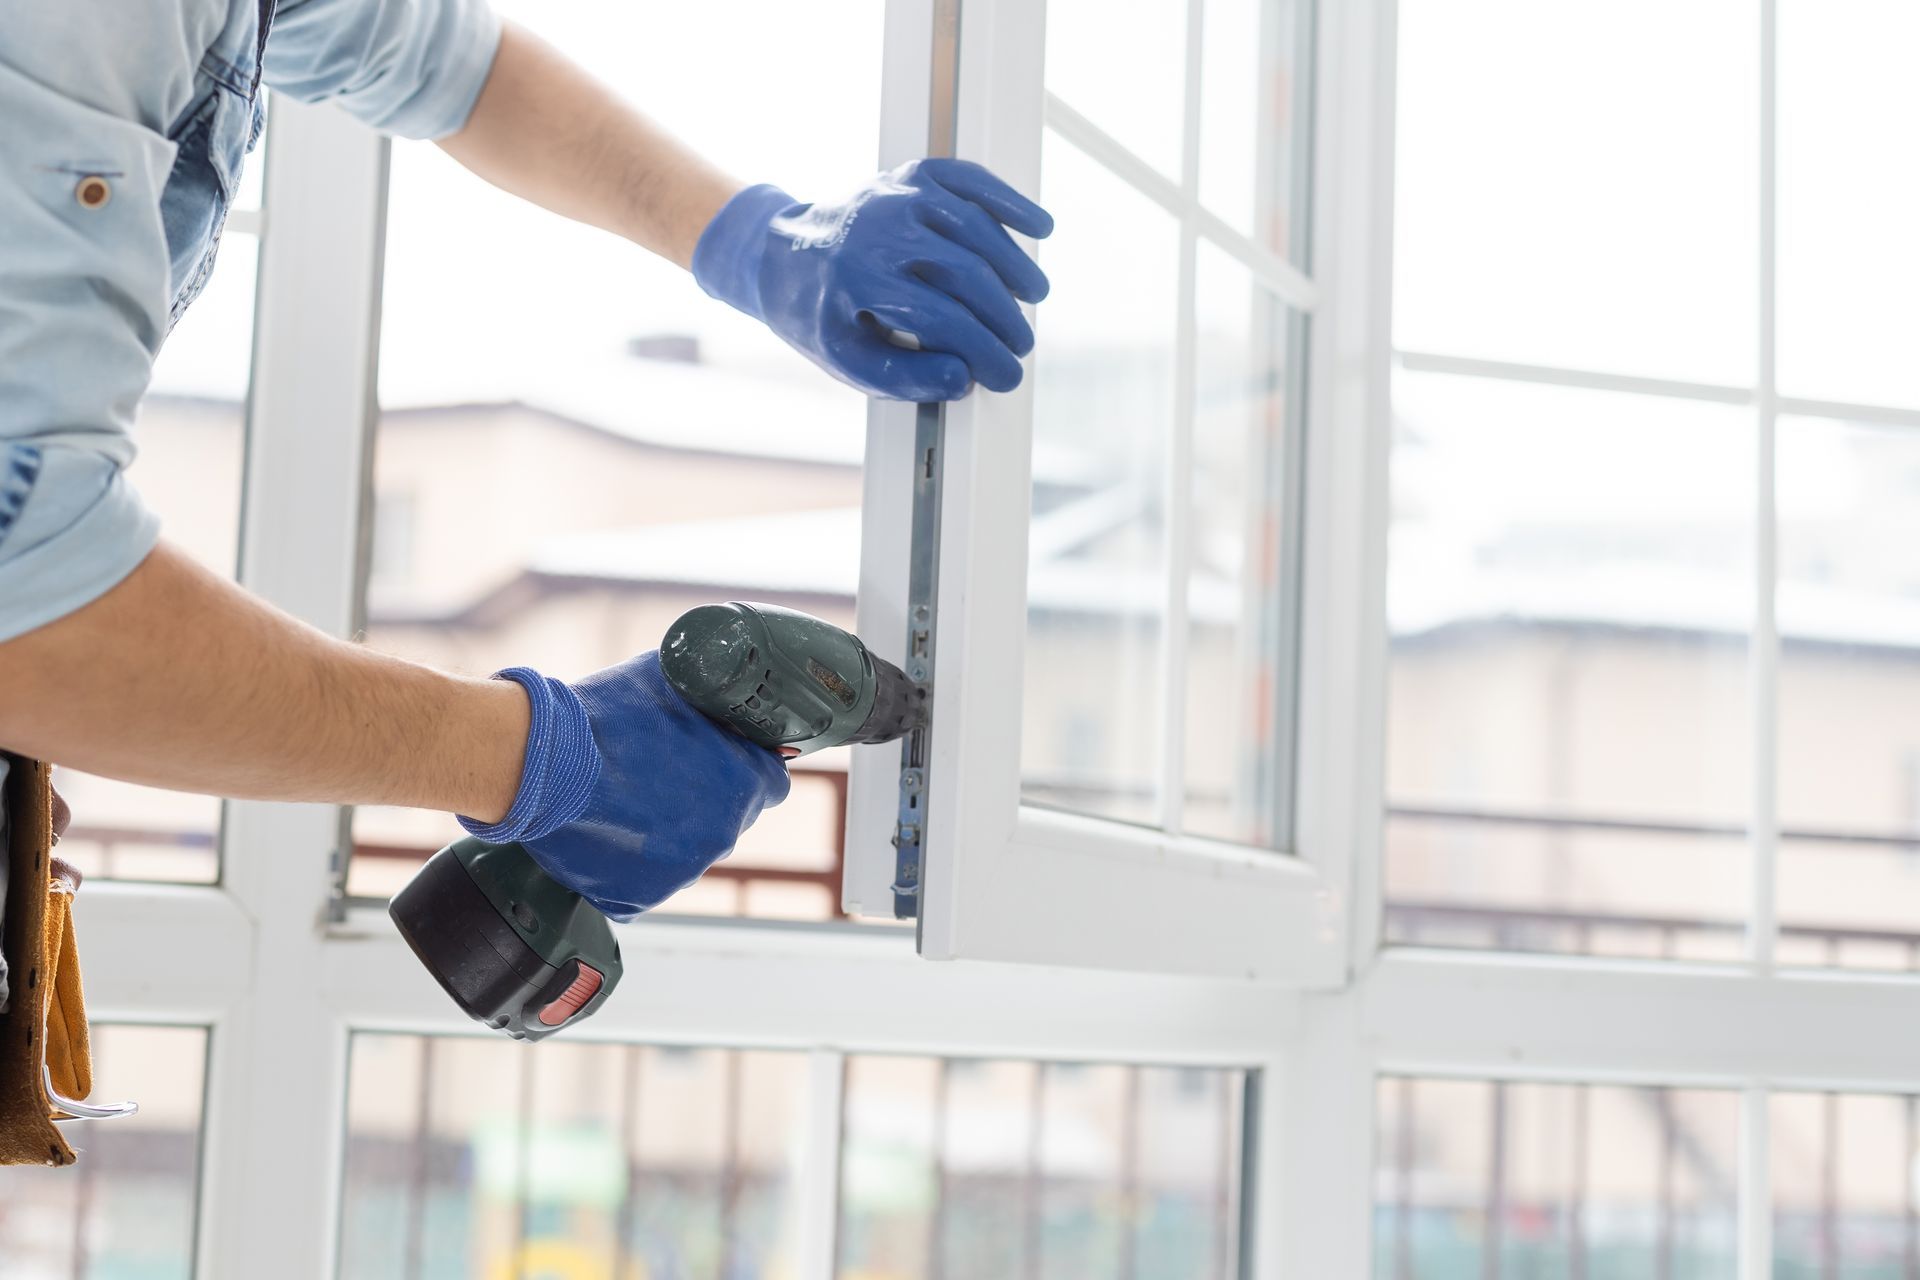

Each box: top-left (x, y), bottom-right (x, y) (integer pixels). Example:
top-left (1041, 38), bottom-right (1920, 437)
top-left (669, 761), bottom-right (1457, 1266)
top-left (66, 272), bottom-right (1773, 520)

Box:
top-left (535, 501), bottom-right (1920, 654)
top-left (381, 349), bottom-right (1104, 483)
top-left (536, 507), bottom-right (863, 597)
top-left (1393, 563), bottom-right (1920, 651)
top-left (534, 504), bottom-right (1244, 621)
top-left (388, 352), bottom-right (871, 468)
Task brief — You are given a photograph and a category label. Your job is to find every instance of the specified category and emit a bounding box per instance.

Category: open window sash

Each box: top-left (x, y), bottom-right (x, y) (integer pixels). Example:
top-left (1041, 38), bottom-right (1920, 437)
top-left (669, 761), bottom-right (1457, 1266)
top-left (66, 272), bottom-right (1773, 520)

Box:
top-left (845, 0), bottom-right (1388, 984)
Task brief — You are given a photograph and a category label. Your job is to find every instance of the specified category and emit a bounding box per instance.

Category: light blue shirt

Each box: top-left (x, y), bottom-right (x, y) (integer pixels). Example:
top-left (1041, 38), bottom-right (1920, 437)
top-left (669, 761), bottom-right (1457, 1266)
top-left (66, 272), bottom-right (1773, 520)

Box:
top-left (0, 0), bottom-right (501, 642)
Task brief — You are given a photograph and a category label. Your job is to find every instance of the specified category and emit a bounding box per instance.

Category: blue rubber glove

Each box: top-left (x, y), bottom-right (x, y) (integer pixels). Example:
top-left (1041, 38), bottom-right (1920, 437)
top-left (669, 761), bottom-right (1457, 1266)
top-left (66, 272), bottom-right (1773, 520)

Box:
top-left (692, 158), bottom-right (1055, 401)
top-left (457, 652), bottom-right (791, 921)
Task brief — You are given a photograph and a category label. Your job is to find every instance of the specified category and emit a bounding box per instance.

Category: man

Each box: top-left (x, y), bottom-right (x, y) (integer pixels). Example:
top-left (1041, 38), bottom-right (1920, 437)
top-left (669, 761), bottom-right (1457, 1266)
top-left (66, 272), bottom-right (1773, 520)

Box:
top-left (0, 0), bottom-right (1051, 940)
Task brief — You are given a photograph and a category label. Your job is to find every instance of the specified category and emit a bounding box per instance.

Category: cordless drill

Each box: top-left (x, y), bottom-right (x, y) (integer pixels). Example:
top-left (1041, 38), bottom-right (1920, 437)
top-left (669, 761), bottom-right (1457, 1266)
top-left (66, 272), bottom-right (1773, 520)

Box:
top-left (388, 602), bottom-right (920, 1040)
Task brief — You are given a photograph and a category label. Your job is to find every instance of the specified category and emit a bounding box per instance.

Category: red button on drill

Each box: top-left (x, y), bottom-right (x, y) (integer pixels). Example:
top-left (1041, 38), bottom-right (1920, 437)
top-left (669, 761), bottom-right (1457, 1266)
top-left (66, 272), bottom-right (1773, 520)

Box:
top-left (538, 964), bottom-right (605, 1026)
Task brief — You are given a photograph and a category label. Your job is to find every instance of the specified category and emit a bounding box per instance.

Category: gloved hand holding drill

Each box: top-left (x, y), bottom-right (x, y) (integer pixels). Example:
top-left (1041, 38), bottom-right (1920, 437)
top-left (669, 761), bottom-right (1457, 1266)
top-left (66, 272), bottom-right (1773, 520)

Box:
top-left (455, 653), bottom-right (791, 922)
top-left (392, 604), bottom-right (919, 1039)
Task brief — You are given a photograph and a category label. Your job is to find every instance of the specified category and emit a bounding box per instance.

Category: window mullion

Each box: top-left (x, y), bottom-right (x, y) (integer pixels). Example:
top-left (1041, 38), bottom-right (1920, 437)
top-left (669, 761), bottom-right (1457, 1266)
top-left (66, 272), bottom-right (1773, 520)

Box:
top-left (203, 98), bottom-right (386, 1280)
top-left (1749, 0), bottom-right (1781, 977)
top-left (70, 884), bottom-right (252, 1019)
top-left (1740, 1085), bottom-right (1773, 1280)
top-left (1158, 0), bottom-right (1209, 837)
top-left (1365, 949), bottom-right (1920, 1089)
top-left (1263, 1001), bottom-right (1374, 1278)
top-left (1741, 2), bottom-right (1779, 1264)
top-left (1393, 349), bottom-right (1754, 406)
top-left (797, 1048), bottom-right (848, 1280)
top-left (328, 909), bottom-right (1299, 1060)
top-left (1398, 352), bottom-right (1920, 434)
top-left (1772, 393), bottom-right (1920, 431)
top-left (1293, 0), bottom-right (1389, 962)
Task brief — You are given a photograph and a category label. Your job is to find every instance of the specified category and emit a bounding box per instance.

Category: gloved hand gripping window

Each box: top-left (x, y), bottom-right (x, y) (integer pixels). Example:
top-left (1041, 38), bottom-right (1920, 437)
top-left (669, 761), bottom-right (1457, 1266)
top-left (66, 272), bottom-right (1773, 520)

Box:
top-left (692, 158), bottom-right (1055, 402)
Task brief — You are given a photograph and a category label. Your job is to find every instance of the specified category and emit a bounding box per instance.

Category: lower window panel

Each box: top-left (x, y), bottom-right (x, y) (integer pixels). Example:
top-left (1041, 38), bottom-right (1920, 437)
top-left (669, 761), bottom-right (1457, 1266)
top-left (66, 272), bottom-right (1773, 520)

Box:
top-left (837, 1056), bottom-right (1247, 1280)
top-left (1771, 1090), bottom-right (1920, 1277)
top-left (339, 1037), bottom-right (811, 1280)
top-left (339, 1034), bottom-right (1248, 1280)
top-left (0, 1023), bottom-right (209, 1278)
top-left (1374, 1076), bottom-right (1740, 1278)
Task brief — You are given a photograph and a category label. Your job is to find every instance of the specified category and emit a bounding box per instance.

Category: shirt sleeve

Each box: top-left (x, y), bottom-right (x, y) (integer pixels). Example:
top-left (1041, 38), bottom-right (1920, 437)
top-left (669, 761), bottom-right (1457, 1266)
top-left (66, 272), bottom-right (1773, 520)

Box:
top-left (264, 0), bottom-right (503, 140)
top-left (0, 55), bottom-right (171, 642)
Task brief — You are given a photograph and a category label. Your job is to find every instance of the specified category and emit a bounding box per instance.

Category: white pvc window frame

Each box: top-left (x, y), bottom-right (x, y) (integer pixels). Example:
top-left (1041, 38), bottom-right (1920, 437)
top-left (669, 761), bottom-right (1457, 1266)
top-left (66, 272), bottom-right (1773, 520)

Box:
top-left (842, 0), bottom-right (1378, 984)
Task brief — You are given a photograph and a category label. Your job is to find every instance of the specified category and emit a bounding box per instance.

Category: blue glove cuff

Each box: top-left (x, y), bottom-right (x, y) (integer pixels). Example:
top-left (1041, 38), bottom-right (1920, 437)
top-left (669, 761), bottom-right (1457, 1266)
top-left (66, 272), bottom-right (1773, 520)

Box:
top-left (690, 183), bottom-right (798, 322)
top-left (457, 667), bottom-right (602, 845)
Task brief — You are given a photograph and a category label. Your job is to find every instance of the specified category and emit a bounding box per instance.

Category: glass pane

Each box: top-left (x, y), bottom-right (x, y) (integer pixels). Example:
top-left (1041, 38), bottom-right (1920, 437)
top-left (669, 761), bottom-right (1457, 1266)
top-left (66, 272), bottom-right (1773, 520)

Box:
top-left (1044, 0), bottom-right (1188, 179)
top-left (350, 0), bottom-right (883, 916)
top-left (838, 1055), bottom-right (1245, 1280)
top-left (1387, 818), bottom-right (1749, 962)
top-left (1375, 1077), bottom-right (1739, 1278)
top-left (0, 1024), bottom-right (209, 1277)
top-left (1020, 129), bottom-right (1180, 827)
top-left (55, 236), bottom-right (258, 886)
top-left (339, 1034), bottom-right (808, 1278)
top-left (1394, 0), bottom-right (1757, 385)
top-left (1384, 370), bottom-right (1752, 959)
top-left (233, 98), bottom-right (266, 213)
top-left (1775, 416), bottom-right (1920, 971)
top-left (1198, 0), bottom-right (1307, 258)
top-left (1778, 2), bottom-right (1920, 411)
top-left (1772, 1091), bottom-right (1919, 1276)
top-left (1183, 244), bottom-right (1297, 846)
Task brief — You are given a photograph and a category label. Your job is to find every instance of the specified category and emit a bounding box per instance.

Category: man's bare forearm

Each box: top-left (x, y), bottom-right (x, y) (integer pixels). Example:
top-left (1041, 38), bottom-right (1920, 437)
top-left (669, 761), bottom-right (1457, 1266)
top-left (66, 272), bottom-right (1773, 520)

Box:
top-left (0, 543), bottom-right (527, 822)
top-left (438, 21), bottom-right (743, 269)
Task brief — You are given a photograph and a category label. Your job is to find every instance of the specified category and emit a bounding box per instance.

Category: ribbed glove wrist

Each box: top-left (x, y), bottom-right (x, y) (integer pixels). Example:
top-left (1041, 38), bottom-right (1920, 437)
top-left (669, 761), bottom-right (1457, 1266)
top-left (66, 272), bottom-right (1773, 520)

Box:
top-left (690, 183), bottom-right (797, 322)
top-left (457, 667), bottom-right (601, 845)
